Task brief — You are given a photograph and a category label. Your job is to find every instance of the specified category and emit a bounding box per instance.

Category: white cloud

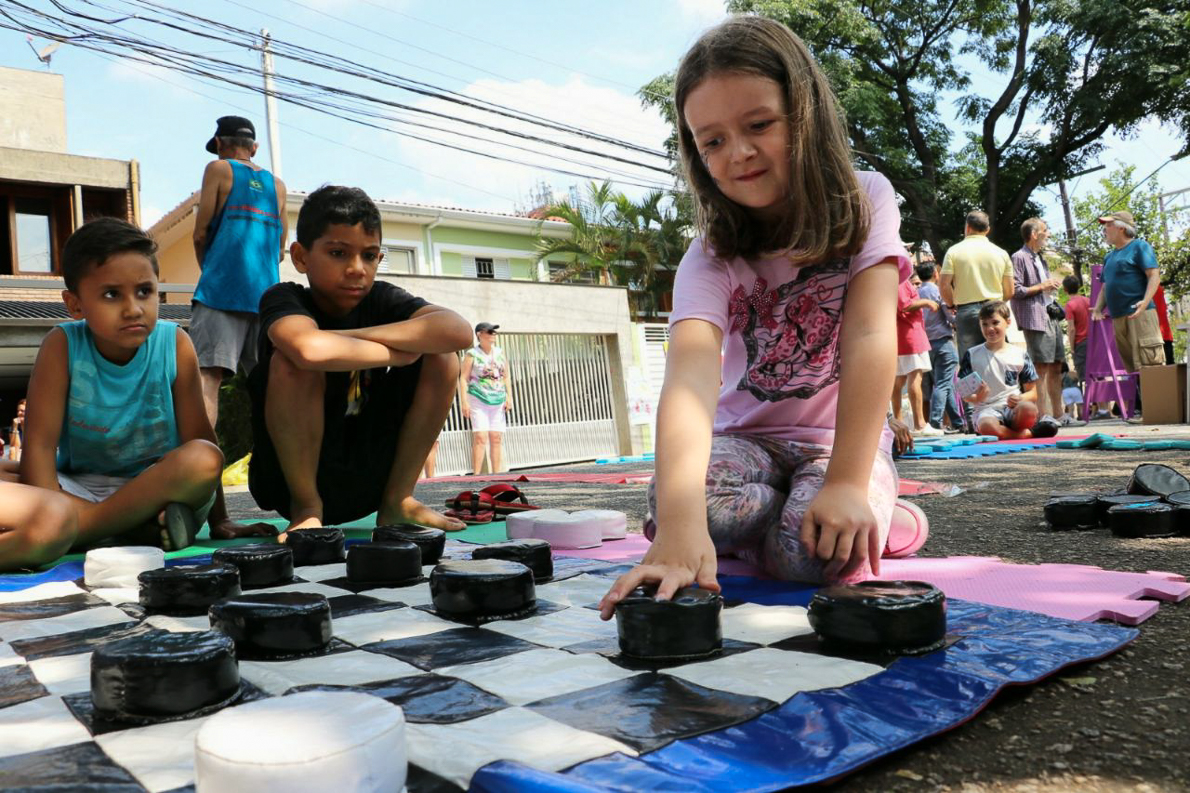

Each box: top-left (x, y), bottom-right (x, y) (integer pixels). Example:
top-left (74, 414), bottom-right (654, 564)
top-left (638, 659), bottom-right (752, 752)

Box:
top-left (675, 0), bottom-right (730, 25)
top-left (389, 75), bottom-right (674, 212)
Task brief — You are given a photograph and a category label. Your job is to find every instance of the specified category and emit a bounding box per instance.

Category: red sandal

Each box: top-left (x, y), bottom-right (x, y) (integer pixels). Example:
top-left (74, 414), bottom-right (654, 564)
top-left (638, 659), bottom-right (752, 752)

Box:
top-left (479, 484), bottom-right (541, 515)
top-left (443, 491), bottom-right (497, 524)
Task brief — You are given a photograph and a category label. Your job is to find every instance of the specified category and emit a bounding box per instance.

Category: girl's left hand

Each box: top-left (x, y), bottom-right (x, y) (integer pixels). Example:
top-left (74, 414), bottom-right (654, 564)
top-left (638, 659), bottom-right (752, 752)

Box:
top-left (800, 482), bottom-right (881, 580)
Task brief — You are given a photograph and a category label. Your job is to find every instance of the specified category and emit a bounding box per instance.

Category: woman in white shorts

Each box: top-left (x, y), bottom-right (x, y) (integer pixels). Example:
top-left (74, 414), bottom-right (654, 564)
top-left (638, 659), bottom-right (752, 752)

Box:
top-left (460, 322), bottom-right (513, 474)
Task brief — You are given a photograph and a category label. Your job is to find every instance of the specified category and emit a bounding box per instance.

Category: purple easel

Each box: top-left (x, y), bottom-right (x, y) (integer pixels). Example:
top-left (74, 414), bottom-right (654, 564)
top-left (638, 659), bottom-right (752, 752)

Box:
top-left (1083, 264), bottom-right (1135, 419)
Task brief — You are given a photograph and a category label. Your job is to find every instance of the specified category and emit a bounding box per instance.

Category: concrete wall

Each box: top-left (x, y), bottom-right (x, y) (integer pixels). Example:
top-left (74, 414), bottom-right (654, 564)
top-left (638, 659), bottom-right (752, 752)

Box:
top-left (0, 148), bottom-right (133, 190)
top-left (0, 67), bottom-right (66, 153)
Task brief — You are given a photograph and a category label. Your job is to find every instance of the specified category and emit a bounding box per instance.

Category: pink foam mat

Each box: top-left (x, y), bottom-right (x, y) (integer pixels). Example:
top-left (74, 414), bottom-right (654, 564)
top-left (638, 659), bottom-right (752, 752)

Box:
top-left (562, 537), bottom-right (1189, 625)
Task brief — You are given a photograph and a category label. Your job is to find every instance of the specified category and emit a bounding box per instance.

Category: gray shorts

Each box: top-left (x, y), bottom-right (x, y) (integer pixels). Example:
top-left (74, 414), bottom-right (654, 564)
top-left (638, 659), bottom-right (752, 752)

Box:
top-left (58, 470), bottom-right (215, 525)
top-left (189, 301), bottom-right (260, 375)
top-left (974, 405), bottom-right (1020, 430)
top-left (1023, 316), bottom-right (1065, 364)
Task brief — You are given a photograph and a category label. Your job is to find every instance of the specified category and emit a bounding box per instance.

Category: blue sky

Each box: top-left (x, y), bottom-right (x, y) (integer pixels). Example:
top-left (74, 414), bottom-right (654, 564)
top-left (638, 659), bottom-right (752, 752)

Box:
top-left (2, 0), bottom-right (1188, 236)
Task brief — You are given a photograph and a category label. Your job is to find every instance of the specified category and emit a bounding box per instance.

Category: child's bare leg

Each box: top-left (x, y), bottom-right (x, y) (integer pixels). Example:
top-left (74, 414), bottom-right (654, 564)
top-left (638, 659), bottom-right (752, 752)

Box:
top-left (0, 482), bottom-right (78, 571)
top-left (264, 351), bottom-right (326, 532)
top-left (1000, 402), bottom-right (1038, 440)
top-left (377, 353), bottom-right (466, 531)
top-left (0, 459), bottom-right (18, 483)
top-left (71, 440), bottom-right (223, 548)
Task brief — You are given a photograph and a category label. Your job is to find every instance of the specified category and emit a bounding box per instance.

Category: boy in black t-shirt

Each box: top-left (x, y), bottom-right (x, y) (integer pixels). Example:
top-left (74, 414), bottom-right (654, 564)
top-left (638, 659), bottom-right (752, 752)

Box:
top-left (248, 186), bottom-right (472, 532)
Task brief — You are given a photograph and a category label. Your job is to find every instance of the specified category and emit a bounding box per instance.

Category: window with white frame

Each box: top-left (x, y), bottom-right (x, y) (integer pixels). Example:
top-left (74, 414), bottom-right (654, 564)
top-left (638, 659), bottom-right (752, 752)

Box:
top-left (379, 244), bottom-right (415, 274)
top-left (462, 255), bottom-right (511, 280)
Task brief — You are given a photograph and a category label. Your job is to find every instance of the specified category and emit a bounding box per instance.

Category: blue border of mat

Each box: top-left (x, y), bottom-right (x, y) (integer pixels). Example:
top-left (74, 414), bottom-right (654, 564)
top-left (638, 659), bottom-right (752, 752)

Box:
top-left (472, 597), bottom-right (1135, 792)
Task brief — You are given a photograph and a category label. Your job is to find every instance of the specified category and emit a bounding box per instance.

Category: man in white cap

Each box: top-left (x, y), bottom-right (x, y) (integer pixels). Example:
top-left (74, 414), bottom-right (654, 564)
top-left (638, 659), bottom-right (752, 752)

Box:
top-left (1091, 210), bottom-right (1163, 373)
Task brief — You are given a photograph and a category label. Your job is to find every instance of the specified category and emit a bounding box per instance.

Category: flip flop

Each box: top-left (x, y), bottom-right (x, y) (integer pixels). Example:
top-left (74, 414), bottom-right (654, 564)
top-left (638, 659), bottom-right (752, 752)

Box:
top-left (443, 491), bottom-right (497, 524)
top-left (884, 499), bottom-right (929, 558)
top-left (479, 484), bottom-right (541, 514)
top-left (163, 502), bottom-right (198, 551)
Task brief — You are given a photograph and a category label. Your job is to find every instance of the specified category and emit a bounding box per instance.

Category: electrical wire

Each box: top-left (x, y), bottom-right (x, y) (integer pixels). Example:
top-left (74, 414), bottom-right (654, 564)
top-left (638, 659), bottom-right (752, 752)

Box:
top-left (0, 0), bottom-right (677, 189)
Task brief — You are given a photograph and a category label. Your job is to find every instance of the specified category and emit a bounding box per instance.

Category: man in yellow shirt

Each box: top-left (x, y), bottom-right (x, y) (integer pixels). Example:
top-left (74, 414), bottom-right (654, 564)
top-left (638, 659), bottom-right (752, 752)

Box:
top-left (940, 211), bottom-right (1015, 358)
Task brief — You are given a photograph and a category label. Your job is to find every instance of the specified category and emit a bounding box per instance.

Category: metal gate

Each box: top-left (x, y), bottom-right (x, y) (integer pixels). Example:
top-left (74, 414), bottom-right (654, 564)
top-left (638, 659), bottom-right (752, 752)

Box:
top-left (431, 333), bottom-right (620, 475)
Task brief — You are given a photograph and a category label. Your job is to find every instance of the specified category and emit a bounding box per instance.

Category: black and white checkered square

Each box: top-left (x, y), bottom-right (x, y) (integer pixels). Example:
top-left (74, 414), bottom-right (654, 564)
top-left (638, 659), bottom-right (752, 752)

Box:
top-left (0, 550), bottom-right (885, 791)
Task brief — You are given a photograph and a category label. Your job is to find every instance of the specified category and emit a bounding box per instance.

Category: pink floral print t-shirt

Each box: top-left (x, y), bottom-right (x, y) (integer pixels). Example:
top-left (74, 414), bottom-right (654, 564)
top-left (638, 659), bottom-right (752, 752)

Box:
top-left (669, 171), bottom-right (912, 451)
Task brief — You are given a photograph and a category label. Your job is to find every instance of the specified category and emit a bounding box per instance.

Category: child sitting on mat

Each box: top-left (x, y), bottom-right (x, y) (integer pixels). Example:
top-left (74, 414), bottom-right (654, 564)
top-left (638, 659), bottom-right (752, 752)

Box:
top-left (1, 218), bottom-right (271, 571)
top-left (958, 301), bottom-right (1040, 439)
top-left (247, 185), bottom-right (472, 534)
top-left (599, 17), bottom-right (912, 617)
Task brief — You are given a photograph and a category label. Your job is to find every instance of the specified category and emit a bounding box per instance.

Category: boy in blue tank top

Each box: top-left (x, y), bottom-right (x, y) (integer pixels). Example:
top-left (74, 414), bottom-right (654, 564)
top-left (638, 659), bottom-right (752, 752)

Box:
top-left (248, 186), bottom-right (472, 534)
top-left (191, 115), bottom-right (288, 433)
top-left (0, 219), bottom-right (275, 570)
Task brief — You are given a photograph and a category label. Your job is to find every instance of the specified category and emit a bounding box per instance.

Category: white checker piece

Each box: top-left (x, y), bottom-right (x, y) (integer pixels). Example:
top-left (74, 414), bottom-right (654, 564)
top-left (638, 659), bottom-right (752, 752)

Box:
top-left (0, 580), bottom-right (85, 604)
top-left (438, 647), bottom-right (638, 706)
top-left (0, 606), bottom-right (134, 643)
top-left (719, 603), bottom-right (816, 645)
top-left (291, 562), bottom-right (346, 582)
top-left (96, 715), bottom-right (209, 793)
top-left (406, 706), bottom-right (635, 789)
top-left (482, 603), bottom-right (617, 648)
top-left (0, 696), bottom-right (92, 759)
top-left (27, 652), bottom-right (92, 696)
top-left (333, 607), bottom-right (454, 646)
top-left (665, 647), bottom-right (884, 702)
top-left (239, 649), bottom-right (424, 696)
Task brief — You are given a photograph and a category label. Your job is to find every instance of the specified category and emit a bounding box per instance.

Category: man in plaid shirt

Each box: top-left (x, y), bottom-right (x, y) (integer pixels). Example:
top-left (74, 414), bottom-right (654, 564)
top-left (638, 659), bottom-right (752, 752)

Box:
top-left (1010, 218), bottom-right (1063, 421)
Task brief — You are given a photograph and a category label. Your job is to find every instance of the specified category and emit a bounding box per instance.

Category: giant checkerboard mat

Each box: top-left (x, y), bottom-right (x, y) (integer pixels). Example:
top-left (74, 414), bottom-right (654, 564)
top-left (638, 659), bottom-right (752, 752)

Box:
top-left (0, 541), bottom-right (1136, 792)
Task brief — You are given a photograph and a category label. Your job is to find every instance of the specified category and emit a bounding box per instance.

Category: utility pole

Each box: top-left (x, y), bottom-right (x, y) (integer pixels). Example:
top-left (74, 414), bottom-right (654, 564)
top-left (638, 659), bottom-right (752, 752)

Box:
top-left (1057, 178), bottom-right (1081, 280)
top-left (1046, 164), bottom-right (1104, 282)
top-left (260, 29), bottom-right (283, 178)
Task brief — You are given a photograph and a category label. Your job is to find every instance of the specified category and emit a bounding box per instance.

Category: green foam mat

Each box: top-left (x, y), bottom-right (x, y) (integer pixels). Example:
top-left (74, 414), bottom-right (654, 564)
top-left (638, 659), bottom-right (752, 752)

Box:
top-left (19, 514), bottom-right (509, 575)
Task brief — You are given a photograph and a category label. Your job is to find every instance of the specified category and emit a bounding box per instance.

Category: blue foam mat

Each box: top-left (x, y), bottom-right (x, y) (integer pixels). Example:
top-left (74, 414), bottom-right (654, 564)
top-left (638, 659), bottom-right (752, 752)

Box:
top-left (902, 440), bottom-right (1058, 459)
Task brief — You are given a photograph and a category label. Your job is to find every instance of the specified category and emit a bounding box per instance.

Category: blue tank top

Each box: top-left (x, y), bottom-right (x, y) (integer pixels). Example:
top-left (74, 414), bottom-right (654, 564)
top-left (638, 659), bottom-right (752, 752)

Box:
top-left (56, 320), bottom-right (180, 478)
top-left (194, 160), bottom-right (282, 313)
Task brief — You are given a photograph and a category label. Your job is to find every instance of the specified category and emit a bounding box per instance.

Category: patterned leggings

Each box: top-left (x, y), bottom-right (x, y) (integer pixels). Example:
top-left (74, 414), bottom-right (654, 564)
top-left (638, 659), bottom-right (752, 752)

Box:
top-left (647, 434), bottom-right (899, 584)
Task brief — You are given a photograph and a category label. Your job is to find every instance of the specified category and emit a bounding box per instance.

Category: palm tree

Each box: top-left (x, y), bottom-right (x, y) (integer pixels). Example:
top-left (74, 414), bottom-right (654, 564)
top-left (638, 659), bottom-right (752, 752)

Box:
top-left (534, 181), bottom-right (692, 318)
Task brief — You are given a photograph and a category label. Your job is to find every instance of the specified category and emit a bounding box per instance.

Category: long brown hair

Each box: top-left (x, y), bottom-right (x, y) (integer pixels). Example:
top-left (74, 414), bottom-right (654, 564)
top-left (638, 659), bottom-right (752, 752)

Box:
top-left (674, 16), bottom-right (869, 263)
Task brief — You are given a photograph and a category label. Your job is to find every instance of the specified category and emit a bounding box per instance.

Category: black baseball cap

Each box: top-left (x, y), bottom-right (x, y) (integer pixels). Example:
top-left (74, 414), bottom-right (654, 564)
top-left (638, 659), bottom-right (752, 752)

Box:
top-left (475, 322), bottom-right (500, 334)
top-left (205, 115), bottom-right (256, 154)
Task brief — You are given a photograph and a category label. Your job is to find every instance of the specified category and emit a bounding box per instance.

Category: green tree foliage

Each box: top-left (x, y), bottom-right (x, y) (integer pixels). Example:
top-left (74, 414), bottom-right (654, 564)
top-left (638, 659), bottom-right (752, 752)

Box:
top-left (646, 0), bottom-right (1190, 260)
top-left (533, 181), bottom-right (691, 317)
top-left (1072, 165), bottom-right (1190, 300)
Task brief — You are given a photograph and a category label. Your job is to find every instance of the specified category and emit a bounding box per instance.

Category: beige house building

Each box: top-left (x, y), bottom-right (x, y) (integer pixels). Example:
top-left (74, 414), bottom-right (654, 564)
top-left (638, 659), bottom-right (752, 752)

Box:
top-left (0, 66), bottom-right (160, 394)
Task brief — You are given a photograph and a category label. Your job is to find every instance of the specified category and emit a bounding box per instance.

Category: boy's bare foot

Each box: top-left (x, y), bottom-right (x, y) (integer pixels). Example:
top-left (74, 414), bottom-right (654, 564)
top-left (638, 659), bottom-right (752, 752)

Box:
top-left (210, 519), bottom-right (279, 541)
top-left (379, 496), bottom-right (467, 531)
top-left (278, 513), bottom-right (324, 542)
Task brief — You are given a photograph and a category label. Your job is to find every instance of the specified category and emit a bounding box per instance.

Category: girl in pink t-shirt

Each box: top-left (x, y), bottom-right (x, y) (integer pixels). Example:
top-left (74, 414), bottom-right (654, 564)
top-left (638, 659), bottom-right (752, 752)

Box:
top-left (600, 18), bottom-right (910, 617)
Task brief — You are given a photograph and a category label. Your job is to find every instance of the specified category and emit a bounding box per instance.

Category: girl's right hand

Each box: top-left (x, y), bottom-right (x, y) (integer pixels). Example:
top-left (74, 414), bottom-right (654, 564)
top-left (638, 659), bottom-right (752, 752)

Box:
top-left (597, 532), bottom-right (720, 620)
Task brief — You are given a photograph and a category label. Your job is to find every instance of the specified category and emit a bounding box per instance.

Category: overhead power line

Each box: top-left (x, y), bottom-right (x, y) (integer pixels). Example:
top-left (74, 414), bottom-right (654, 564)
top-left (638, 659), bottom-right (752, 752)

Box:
top-left (0, 0), bottom-right (677, 191)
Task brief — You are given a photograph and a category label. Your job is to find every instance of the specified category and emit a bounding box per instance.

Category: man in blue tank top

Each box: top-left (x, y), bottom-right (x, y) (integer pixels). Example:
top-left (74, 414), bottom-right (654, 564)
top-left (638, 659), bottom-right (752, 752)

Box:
top-left (192, 115), bottom-right (288, 430)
